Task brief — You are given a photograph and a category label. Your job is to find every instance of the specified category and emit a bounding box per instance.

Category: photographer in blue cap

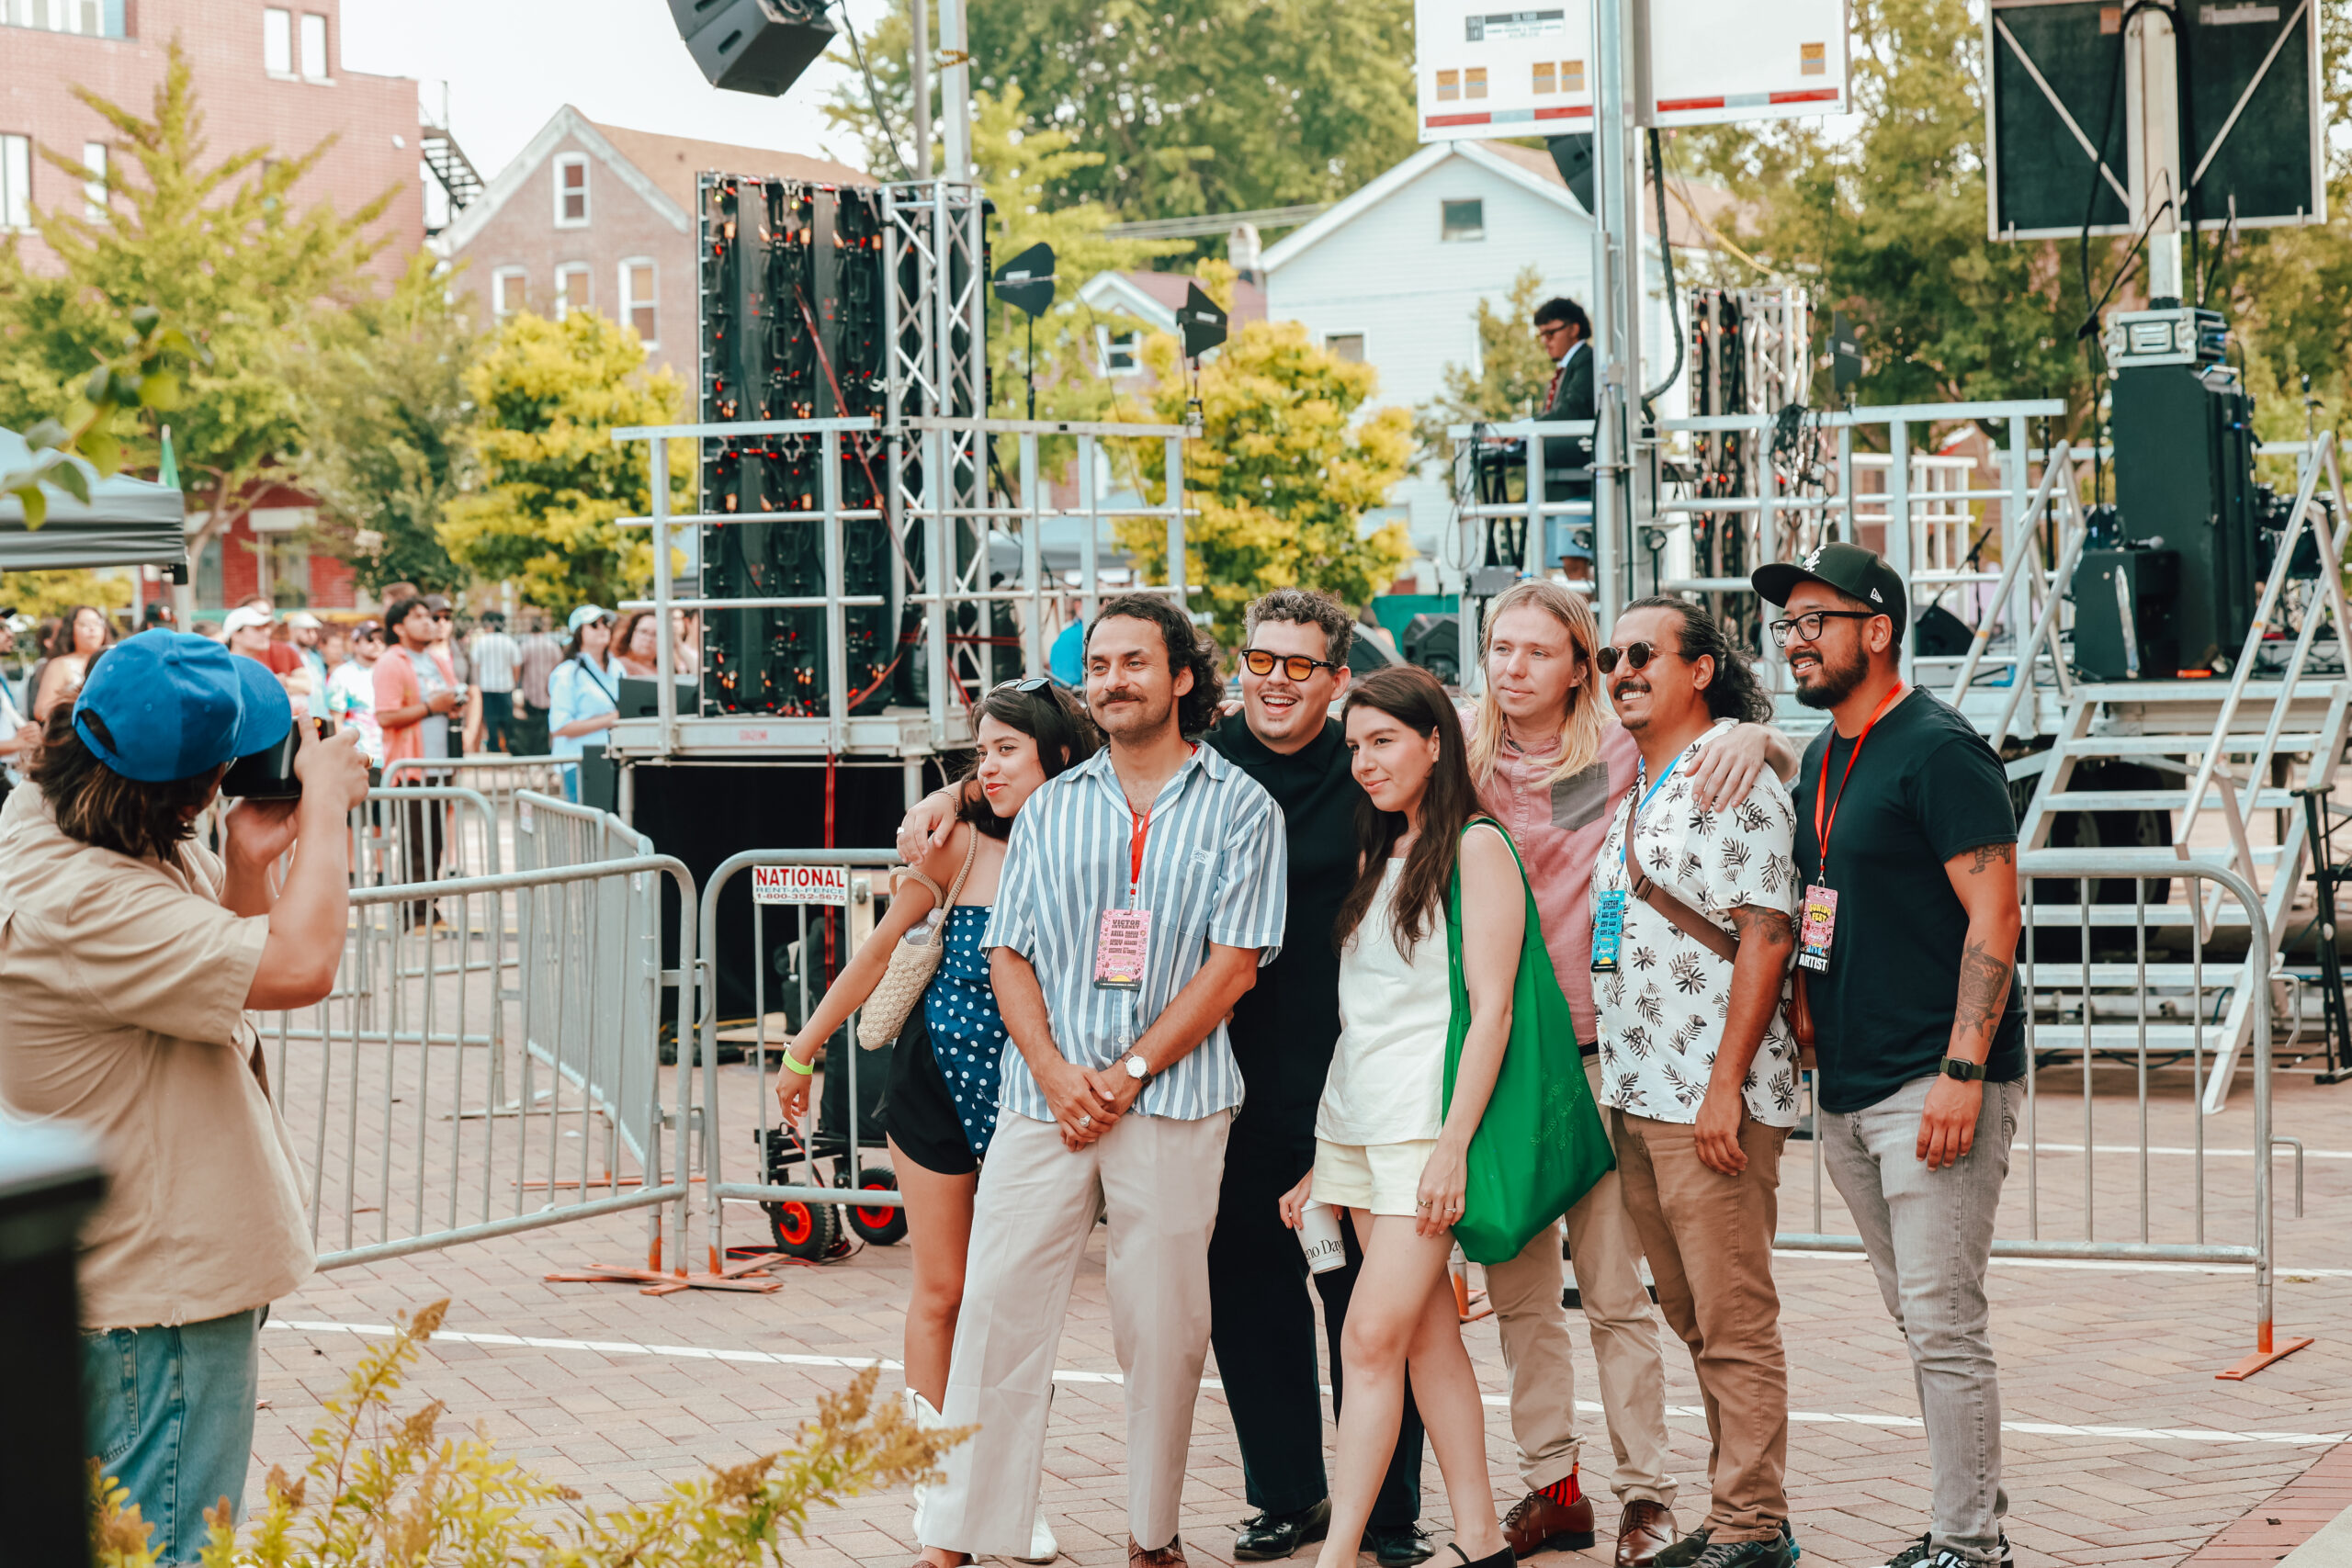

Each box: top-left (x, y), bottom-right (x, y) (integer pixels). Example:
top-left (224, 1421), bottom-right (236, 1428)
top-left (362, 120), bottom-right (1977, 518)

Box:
top-left (0, 630), bottom-right (369, 1562)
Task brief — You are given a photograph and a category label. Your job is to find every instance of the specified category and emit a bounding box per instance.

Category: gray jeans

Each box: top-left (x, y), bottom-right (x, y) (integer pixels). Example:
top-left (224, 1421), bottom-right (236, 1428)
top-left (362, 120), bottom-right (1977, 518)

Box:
top-left (1821, 1075), bottom-right (2020, 1566)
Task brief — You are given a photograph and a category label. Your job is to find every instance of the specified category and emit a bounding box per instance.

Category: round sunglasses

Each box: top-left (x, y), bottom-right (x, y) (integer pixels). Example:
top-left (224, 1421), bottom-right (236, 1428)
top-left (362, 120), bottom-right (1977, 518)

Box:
top-left (1594, 640), bottom-right (1678, 675)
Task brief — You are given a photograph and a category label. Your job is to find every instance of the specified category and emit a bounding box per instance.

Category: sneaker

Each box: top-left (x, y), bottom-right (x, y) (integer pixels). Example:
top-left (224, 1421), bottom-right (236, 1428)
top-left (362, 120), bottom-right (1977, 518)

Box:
top-left (1879, 1534), bottom-right (2012, 1568)
top-left (1690, 1535), bottom-right (1795, 1568)
top-left (1657, 1519), bottom-right (1797, 1568)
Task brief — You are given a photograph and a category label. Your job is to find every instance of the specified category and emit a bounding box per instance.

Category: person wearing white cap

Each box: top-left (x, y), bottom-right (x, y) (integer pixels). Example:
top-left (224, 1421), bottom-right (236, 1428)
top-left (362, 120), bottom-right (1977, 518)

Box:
top-left (287, 611), bottom-right (330, 699)
top-left (221, 604), bottom-right (274, 663)
top-left (548, 605), bottom-right (619, 802)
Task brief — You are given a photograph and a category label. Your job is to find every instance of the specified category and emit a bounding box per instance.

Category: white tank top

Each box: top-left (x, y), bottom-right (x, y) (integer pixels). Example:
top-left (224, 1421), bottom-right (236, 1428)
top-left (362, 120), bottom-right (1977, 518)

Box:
top-left (1317, 857), bottom-right (1453, 1145)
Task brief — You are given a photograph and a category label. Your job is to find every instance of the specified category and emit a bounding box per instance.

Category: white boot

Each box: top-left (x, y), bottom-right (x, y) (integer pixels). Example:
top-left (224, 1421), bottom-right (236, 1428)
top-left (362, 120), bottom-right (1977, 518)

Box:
top-left (906, 1387), bottom-right (1058, 1564)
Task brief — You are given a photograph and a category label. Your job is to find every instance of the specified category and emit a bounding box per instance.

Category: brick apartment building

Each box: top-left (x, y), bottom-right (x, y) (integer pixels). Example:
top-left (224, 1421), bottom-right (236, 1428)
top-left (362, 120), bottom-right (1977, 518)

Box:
top-left (436, 105), bottom-right (865, 385)
top-left (3, 0), bottom-right (426, 615)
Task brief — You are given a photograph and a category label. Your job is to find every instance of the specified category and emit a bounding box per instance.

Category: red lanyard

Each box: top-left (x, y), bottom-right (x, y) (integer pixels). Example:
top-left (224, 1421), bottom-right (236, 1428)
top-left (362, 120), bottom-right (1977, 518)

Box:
top-left (1814, 682), bottom-right (1907, 876)
top-left (1127, 800), bottom-right (1151, 897)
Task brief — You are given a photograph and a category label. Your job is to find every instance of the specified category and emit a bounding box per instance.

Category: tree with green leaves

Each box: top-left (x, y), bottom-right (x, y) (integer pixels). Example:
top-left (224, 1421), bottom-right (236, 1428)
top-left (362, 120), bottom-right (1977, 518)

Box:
top-left (1415, 265), bottom-right (1556, 460)
top-left (438, 310), bottom-right (692, 612)
top-left (1115, 267), bottom-right (1415, 647)
top-left (279, 254), bottom-right (476, 595)
top-left (823, 0), bottom-right (1417, 223)
top-left (0, 40), bottom-right (392, 586)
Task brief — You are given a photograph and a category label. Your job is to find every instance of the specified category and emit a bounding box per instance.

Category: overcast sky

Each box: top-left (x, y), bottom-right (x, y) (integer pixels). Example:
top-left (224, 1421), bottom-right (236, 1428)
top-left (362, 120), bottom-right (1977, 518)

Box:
top-left (341, 0), bottom-right (884, 181)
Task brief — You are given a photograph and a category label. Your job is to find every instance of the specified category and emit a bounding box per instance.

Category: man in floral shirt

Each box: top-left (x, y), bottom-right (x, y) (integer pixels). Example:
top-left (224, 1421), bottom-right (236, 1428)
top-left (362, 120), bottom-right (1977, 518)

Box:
top-left (1589, 598), bottom-right (1801, 1568)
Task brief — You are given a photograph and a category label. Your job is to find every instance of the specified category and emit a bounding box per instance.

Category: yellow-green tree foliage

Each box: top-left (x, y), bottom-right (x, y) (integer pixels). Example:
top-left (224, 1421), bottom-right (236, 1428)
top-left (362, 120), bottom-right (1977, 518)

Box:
top-left (1118, 269), bottom-right (1414, 648)
top-left (1416, 265), bottom-right (1557, 460)
top-left (0, 41), bottom-right (388, 567)
top-left (438, 311), bottom-right (691, 612)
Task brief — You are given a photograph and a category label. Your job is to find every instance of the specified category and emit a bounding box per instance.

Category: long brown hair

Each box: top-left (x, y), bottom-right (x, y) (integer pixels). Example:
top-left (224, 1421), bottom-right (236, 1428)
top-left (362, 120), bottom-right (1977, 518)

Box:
top-left (1334, 664), bottom-right (1480, 960)
top-left (31, 702), bottom-right (220, 870)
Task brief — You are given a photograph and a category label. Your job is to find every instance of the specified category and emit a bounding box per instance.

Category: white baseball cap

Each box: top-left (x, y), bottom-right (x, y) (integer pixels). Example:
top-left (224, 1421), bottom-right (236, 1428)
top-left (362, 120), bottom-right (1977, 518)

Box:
top-left (221, 605), bottom-right (274, 637)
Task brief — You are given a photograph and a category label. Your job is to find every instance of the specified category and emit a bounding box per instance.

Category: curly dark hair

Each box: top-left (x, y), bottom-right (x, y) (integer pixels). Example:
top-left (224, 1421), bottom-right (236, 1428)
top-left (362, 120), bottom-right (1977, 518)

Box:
top-left (1243, 587), bottom-right (1355, 665)
top-left (957, 682), bottom-right (1103, 839)
top-left (1087, 592), bottom-right (1225, 738)
top-left (1622, 595), bottom-right (1772, 724)
top-left (31, 697), bottom-right (222, 871)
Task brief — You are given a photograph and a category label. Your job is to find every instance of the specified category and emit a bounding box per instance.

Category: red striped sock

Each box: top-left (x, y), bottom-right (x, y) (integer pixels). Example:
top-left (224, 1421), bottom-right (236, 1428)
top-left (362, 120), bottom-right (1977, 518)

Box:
top-left (1540, 1471), bottom-right (1582, 1508)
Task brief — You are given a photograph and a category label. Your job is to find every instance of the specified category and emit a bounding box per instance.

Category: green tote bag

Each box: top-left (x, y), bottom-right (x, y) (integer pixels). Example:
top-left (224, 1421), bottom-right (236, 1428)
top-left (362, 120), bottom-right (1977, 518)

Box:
top-left (1439, 821), bottom-right (1615, 1266)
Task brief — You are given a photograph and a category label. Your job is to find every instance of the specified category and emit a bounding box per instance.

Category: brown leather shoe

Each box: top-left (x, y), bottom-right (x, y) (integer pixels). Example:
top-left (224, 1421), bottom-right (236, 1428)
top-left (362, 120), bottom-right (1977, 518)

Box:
top-left (1501, 1490), bottom-right (1597, 1557)
top-left (1613, 1500), bottom-right (1676, 1568)
top-left (1129, 1535), bottom-right (1188, 1566)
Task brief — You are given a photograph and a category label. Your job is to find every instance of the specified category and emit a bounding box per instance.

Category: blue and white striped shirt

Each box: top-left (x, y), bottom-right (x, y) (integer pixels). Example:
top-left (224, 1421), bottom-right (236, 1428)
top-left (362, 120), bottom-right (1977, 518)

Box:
top-left (985, 740), bottom-right (1289, 1122)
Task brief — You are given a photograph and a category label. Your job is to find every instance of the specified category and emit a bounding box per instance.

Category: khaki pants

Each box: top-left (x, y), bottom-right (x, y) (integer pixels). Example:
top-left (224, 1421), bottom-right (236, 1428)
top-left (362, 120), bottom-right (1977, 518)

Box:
top-left (922, 1108), bottom-right (1233, 1557)
top-left (1611, 1109), bottom-right (1792, 1541)
top-left (1481, 1058), bottom-right (1678, 1507)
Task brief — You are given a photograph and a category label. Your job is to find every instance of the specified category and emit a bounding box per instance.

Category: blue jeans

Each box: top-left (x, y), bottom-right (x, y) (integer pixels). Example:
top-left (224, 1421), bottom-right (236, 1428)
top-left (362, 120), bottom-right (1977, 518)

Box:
top-left (83, 1308), bottom-right (265, 1563)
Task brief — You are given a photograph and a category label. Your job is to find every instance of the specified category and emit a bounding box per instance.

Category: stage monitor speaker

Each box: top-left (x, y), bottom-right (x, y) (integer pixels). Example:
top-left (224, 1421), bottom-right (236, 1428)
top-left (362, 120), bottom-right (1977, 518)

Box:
top-left (2069, 546), bottom-right (2179, 682)
top-left (668, 0), bottom-right (836, 97)
top-left (1403, 612), bottom-right (1462, 686)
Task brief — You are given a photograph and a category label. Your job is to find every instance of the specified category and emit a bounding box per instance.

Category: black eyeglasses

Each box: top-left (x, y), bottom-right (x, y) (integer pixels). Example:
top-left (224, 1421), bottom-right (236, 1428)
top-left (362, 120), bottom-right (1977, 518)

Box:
top-left (1239, 648), bottom-right (1342, 681)
top-left (1768, 609), bottom-right (1880, 646)
top-left (1594, 640), bottom-right (1676, 674)
top-left (993, 676), bottom-right (1054, 694)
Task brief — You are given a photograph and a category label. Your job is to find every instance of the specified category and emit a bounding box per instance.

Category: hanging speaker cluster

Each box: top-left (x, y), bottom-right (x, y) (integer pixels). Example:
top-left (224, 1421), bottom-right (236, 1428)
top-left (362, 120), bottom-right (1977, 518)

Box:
top-left (667, 0), bottom-right (837, 98)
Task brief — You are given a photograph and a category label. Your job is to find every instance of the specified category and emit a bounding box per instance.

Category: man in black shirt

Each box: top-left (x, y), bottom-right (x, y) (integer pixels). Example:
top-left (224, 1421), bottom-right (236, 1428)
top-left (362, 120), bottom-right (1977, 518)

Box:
top-left (895, 591), bottom-right (1429, 1565)
top-left (1751, 545), bottom-right (2024, 1568)
top-left (1205, 591), bottom-right (1430, 1567)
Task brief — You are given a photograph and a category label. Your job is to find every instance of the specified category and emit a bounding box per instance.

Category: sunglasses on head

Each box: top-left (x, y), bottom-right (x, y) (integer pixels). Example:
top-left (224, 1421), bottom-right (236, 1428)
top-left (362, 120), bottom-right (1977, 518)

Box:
top-left (993, 676), bottom-right (1054, 694)
top-left (1239, 648), bottom-right (1342, 681)
top-left (1594, 640), bottom-right (1673, 674)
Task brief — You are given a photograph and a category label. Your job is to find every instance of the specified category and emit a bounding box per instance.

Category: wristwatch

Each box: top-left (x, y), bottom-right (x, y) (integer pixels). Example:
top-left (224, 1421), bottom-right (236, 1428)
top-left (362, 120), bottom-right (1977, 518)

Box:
top-left (1119, 1050), bottom-right (1151, 1084)
top-left (1939, 1056), bottom-right (1986, 1082)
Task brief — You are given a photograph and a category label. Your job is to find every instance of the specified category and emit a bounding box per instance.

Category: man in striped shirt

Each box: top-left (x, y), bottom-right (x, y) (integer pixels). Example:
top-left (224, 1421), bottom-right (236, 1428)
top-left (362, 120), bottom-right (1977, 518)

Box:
top-left (921, 594), bottom-right (1289, 1568)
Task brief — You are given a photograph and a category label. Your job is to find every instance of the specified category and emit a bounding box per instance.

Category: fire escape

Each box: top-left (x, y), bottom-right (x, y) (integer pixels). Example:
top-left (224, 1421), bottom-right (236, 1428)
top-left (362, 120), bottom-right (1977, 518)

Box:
top-left (420, 110), bottom-right (485, 234)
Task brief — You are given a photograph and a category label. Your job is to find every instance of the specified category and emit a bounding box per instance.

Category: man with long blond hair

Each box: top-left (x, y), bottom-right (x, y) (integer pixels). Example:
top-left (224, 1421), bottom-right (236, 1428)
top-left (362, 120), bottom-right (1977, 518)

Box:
top-left (1464, 580), bottom-right (1797, 1567)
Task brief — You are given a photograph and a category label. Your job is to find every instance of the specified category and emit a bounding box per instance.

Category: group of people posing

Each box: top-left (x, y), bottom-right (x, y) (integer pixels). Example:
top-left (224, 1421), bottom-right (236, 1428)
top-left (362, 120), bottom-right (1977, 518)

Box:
top-left (784, 541), bottom-right (2027, 1568)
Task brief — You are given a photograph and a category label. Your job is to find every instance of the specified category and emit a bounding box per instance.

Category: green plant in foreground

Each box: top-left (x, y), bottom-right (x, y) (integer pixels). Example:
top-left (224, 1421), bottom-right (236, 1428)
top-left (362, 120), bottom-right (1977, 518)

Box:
top-left (90, 1299), bottom-right (974, 1567)
top-left (3, 304), bottom-right (201, 529)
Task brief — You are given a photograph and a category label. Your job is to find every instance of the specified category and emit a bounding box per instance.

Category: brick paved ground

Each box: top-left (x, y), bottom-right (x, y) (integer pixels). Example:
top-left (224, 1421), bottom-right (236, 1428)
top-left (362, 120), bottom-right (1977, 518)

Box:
top-left (252, 1037), bottom-right (2352, 1568)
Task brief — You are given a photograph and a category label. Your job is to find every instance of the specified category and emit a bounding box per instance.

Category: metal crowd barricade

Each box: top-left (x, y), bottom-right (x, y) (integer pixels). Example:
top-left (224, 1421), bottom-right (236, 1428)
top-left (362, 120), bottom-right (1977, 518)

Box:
top-left (383, 754), bottom-right (569, 869)
top-left (266, 852), bottom-right (698, 1273)
top-left (687, 847), bottom-right (905, 1274)
top-left (1778, 857), bottom-right (2312, 1377)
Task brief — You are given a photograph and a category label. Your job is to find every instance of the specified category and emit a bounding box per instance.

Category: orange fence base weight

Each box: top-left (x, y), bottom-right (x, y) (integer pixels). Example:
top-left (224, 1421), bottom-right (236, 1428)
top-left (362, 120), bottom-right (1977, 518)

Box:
top-left (2216, 1325), bottom-right (2315, 1382)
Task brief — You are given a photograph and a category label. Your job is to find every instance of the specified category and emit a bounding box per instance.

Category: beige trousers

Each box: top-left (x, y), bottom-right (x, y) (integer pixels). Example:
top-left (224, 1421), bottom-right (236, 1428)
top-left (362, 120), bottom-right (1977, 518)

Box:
top-left (1481, 1058), bottom-right (1679, 1507)
top-left (1612, 1110), bottom-right (1791, 1540)
top-left (921, 1108), bottom-right (1233, 1557)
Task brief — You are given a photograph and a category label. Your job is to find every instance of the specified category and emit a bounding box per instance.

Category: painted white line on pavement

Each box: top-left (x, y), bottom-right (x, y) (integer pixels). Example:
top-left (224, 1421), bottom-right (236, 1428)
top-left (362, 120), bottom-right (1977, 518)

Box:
top-left (1773, 1249), bottom-right (2352, 1279)
top-left (265, 1318), bottom-right (2348, 1447)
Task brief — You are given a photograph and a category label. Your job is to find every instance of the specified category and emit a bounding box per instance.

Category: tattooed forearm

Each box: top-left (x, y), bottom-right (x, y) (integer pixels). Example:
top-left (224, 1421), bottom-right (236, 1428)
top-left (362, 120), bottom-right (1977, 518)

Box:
top-left (1952, 933), bottom-right (2014, 1040)
top-left (1728, 904), bottom-right (1795, 954)
top-left (1965, 841), bottom-right (2016, 875)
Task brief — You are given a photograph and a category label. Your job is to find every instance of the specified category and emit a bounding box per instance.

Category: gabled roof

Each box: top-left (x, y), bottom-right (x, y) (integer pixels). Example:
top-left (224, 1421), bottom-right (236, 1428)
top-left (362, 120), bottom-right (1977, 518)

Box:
top-left (435, 106), bottom-right (869, 258)
top-left (1077, 270), bottom-right (1269, 332)
top-left (588, 120), bottom-right (866, 218)
top-left (1259, 140), bottom-right (1736, 275)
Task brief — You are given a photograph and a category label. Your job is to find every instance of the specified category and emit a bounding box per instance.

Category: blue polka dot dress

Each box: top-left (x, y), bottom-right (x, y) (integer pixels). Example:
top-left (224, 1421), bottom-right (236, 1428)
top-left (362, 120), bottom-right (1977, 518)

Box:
top-left (921, 906), bottom-right (1008, 1159)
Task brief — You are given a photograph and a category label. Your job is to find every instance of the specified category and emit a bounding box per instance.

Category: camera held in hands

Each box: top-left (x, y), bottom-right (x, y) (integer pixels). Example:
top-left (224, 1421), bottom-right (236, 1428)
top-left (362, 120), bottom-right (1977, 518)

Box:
top-left (221, 717), bottom-right (331, 800)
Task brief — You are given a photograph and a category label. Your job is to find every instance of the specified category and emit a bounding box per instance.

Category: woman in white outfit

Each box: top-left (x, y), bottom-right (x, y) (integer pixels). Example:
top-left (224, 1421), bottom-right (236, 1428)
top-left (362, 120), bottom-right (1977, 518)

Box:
top-left (1282, 663), bottom-right (1523, 1568)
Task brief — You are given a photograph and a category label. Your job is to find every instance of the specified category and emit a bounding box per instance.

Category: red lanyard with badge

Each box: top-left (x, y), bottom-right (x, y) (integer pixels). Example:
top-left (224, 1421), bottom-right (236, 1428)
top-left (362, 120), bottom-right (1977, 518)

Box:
top-left (1797, 683), bottom-right (1905, 973)
top-left (1093, 796), bottom-right (1156, 991)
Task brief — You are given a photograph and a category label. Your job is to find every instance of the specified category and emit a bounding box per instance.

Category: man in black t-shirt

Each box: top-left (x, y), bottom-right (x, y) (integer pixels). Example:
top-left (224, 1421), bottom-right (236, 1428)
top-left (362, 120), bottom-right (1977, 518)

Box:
top-left (1752, 545), bottom-right (2024, 1568)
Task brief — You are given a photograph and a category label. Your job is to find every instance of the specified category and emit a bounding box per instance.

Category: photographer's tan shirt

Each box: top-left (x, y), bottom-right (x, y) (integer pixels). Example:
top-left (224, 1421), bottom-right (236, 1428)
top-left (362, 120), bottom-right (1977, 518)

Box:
top-left (0, 787), bottom-right (312, 1328)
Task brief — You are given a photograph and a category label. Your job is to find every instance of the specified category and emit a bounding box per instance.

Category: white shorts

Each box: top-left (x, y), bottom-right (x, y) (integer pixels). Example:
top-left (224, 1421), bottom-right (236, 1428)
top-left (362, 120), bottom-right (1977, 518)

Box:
top-left (1312, 1137), bottom-right (1441, 1218)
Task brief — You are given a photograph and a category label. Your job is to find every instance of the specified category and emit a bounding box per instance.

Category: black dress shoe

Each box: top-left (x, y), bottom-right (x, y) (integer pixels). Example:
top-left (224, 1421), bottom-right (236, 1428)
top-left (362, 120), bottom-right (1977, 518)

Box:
top-left (1366, 1523), bottom-right (1435, 1566)
top-left (1234, 1498), bottom-right (1331, 1562)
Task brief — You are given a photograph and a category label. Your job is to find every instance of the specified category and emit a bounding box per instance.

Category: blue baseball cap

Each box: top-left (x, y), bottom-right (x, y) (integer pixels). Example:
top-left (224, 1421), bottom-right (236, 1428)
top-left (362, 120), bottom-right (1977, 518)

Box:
top-left (74, 630), bottom-right (293, 784)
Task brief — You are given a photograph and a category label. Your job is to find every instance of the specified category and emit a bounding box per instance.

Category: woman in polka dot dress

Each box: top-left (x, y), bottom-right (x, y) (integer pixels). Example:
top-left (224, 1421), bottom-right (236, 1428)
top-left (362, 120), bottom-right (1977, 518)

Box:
top-left (777, 680), bottom-right (1099, 1565)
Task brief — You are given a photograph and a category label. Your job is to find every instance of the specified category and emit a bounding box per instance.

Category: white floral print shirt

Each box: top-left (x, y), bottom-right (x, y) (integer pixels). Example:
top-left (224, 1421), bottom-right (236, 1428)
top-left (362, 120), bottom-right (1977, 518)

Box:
top-left (1591, 719), bottom-right (1803, 1127)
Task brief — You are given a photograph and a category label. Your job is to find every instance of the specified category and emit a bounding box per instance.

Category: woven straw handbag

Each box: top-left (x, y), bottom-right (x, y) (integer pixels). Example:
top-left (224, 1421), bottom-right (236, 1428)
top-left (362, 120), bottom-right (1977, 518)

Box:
top-left (855, 827), bottom-right (978, 1050)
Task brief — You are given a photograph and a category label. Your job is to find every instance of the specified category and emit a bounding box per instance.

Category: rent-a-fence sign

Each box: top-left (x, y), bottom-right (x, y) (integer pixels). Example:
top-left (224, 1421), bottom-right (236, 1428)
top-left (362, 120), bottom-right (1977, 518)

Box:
top-left (752, 864), bottom-right (851, 906)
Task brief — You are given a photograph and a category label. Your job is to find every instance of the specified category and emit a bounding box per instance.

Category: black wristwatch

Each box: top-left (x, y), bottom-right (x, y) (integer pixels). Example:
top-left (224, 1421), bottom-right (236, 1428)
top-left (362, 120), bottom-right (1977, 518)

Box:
top-left (1939, 1056), bottom-right (1986, 1082)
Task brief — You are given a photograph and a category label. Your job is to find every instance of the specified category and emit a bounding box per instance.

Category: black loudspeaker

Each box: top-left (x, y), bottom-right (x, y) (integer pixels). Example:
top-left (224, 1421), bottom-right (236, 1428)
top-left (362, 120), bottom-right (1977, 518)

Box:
top-left (2109, 362), bottom-right (2260, 673)
top-left (1403, 613), bottom-right (1462, 686)
top-left (1911, 603), bottom-right (1972, 659)
top-left (2069, 547), bottom-right (2180, 682)
top-left (668, 0), bottom-right (836, 97)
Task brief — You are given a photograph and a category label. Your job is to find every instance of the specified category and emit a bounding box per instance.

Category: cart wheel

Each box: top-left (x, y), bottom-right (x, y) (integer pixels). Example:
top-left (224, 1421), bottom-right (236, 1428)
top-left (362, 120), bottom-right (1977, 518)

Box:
top-left (841, 1166), bottom-right (908, 1246)
top-left (766, 1195), bottom-right (842, 1259)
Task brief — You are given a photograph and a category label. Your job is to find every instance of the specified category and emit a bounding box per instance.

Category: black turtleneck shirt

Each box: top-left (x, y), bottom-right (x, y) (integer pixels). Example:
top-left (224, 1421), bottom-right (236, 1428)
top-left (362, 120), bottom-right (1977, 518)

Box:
top-left (1204, 711), bottom-right (1363, 1130)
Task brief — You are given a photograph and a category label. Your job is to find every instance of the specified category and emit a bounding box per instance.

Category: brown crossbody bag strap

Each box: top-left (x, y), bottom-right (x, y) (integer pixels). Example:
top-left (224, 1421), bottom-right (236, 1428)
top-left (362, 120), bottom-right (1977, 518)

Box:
top-left (1621, 761), bottom-right (1741, 967)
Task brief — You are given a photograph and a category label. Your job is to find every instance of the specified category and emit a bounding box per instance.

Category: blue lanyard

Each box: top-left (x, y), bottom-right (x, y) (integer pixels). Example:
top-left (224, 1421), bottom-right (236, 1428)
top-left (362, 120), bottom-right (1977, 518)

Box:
top-left (1622, 752), bottom-right (1683, 869)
